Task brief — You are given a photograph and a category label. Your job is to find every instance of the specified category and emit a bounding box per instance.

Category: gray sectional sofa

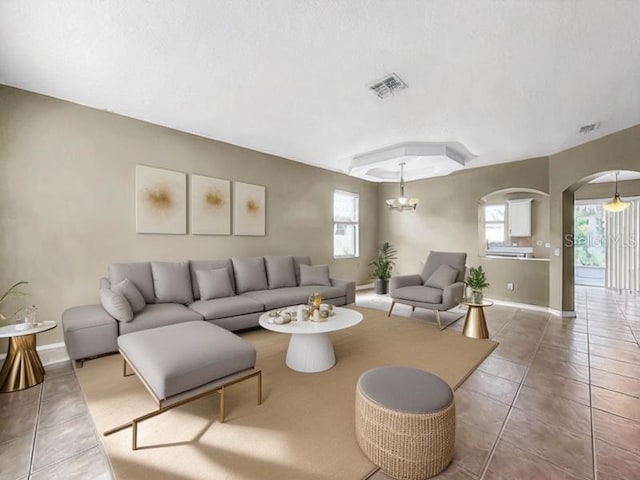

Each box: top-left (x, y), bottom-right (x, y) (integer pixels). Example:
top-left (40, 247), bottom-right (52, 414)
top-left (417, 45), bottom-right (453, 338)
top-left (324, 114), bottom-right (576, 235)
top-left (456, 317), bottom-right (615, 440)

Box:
top-left (62, 255), bottom-right (356, 363)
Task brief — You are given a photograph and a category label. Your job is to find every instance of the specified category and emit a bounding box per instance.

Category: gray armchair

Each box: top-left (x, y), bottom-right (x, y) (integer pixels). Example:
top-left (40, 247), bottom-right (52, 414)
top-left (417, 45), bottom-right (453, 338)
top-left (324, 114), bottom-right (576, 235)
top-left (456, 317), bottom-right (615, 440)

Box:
top-left (388, 251), bottom-right (467, 330)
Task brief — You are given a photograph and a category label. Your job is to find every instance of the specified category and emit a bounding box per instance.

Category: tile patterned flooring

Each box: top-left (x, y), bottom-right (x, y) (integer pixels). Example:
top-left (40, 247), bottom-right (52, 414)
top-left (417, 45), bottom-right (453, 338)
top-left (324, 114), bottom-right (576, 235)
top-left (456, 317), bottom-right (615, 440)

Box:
top-left (1, 286), bottom-right (639, 479)
top-left (363, 287), bottom-right (640, 480)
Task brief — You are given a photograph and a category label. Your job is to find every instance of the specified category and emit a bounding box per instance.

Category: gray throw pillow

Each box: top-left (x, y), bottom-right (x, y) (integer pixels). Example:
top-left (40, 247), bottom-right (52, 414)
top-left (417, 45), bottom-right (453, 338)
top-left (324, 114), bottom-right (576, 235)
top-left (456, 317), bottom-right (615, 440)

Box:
top-left (265, 256), bottom-right (297, 289)
top-left (299, 264), bottom-right (331, 286)
top-left (232, 257), bottom-right (268, 294)
top-left (424, 264), bottom-right (459, 290)
top-left (196, 268), bottom-right (235, 300)
top-left (151, 262), bottom-right (194, 304)
top-left (99, 288), bottom-right (133, 322)
top-left (112, 278), bottom-right (146, 313)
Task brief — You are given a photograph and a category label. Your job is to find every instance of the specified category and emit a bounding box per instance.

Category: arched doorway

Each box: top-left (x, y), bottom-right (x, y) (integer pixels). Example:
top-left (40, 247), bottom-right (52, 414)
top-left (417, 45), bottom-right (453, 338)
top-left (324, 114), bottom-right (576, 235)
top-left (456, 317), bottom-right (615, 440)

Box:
top-left (561, 170), bottom-right (640, 312)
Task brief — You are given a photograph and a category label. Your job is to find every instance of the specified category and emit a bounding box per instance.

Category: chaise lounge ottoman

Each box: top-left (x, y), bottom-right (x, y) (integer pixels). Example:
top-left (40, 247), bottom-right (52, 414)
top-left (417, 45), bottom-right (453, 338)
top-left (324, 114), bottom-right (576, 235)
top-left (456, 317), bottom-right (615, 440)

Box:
top-left (104, 321), bottom-right (262, 449)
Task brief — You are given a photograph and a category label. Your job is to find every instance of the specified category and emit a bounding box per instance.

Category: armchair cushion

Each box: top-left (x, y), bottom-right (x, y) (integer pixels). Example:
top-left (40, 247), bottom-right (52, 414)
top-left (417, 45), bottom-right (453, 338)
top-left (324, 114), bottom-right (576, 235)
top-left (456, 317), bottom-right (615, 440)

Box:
top-left (389, 274), bottom-right (423, 295)
top-left (393, 286), bottom-right (443, 305)
top-left (421, 252), bottom-right (467, 284)
top-left (424, 264), bottom-right (459, 290)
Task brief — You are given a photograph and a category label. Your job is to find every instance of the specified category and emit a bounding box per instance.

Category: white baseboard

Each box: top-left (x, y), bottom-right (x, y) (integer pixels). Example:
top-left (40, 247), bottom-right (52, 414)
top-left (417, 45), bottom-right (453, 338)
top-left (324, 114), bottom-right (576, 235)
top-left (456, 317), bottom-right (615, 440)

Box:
top-left (0, 341), bottom-right (70, 366)
top-left (487, 297), bottom-right (576, 318)
top-left (356, 283), bottom-right (374, 291)
top-left (548, 308), bottom-right (577, 318)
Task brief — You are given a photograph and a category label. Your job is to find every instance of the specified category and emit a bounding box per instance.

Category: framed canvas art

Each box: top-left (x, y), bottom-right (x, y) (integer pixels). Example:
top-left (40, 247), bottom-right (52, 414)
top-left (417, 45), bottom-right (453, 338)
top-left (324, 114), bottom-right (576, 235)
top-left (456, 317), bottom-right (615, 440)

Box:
top-left (234, 182), bottom-right (266, 236)
top-left (135, 165), bottom-right (187, 234)
top-left (190, 174), bottom-right (231, 235)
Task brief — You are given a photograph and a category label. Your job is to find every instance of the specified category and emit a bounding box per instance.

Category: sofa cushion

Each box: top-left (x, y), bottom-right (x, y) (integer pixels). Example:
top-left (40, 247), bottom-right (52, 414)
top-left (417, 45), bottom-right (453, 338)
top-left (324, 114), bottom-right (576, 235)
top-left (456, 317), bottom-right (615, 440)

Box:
top-left (196, 268), bottom-right (235, 300)
top-left (232, 257), bottom-right (268, 294)
top-left (118, 303), bottom-right (203, 335)
top-left (190, 259), bottom-right (235, 300)
top-left (112, 278), bottom-right (146, 313)
top-left (189, 296), bottom-right (264, 321)
top-left (265, 256), bottom-right (297, 289)
top-left (299, 264), bottom-right (331, 286)
top-left (151, 261), bottom-right (194, 304)
top-left (99, 288), bottom-right (133, 322)
top-left (109, 262), bottom-right (155, 304)
top-left (293, 256), bottom-right (312, 285)
top-left (393, 286), bottom-right (443, 305)
top-left (424, 264), bottom-right (459, 290)
top-left (242, 285), bottom-right (345, 310)
top-left (99, 277), bottom-right (111, 290)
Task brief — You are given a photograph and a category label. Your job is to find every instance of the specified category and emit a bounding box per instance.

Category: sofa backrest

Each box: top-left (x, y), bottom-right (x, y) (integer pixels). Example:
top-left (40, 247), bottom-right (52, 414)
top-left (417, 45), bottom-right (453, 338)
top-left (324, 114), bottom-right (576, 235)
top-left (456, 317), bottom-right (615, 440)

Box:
top-left (189, 259), bottom-right (236, 300)
top-left (231, 257), bottom-right (269, 294)
top-left (420, 252), bottom-right (467, 285)
top-left (109, 262), bottom-right (156, 304)
top-left (264, 256), bottom-right (297, 289)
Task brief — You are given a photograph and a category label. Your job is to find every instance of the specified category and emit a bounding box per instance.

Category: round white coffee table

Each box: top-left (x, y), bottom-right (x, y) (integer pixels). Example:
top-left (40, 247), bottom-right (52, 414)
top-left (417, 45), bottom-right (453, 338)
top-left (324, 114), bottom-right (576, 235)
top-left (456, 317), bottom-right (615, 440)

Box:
top-left (259, 307), bottom-right (363, 373)
top-left (0, 320), bottom-right (57, 392)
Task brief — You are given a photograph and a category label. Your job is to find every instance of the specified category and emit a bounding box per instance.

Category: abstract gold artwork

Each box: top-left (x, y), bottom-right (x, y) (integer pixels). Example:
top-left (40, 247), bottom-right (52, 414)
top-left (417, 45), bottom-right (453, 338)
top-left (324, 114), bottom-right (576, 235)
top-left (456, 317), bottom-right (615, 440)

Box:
top-left (234, 182), bottom-right (266, 236)
top-left (190, 174), bottom-right (231, 235)
top-left (136, 165), bottom-right (186, 234)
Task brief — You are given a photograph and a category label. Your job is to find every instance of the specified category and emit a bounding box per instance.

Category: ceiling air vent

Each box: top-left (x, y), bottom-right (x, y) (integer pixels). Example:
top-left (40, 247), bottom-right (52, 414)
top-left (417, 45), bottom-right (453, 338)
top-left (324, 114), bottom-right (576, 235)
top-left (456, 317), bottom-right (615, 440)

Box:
top-left (578, 122), bottom-right (601, 134)
top-left (367, 73), bottom-right (408, 99)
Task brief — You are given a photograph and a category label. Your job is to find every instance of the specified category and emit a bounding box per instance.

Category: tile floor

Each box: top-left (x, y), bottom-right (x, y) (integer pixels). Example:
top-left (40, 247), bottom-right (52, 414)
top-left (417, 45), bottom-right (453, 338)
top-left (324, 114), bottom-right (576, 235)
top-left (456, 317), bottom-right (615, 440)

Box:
top-left (362, 287), bottom-right (640, 480)
top-left (1, 286), bottom-right (638, 480)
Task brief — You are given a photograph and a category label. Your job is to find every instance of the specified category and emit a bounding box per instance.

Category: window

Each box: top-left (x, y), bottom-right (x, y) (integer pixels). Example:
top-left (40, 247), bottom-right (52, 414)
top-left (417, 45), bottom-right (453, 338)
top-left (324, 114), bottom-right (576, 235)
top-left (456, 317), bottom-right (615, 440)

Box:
top-left (484, 204), bottom-right (506, 247)
top-left (333, 190), bottom-right (359, 258)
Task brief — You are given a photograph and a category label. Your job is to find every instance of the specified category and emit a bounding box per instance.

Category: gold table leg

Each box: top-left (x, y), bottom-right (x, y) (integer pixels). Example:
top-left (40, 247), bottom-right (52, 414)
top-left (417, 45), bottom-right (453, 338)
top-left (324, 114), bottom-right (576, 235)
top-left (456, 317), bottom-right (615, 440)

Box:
top-left (0, 334), bottom-right (45, 393)
top-left (462, 306), bottom-right (489, 339)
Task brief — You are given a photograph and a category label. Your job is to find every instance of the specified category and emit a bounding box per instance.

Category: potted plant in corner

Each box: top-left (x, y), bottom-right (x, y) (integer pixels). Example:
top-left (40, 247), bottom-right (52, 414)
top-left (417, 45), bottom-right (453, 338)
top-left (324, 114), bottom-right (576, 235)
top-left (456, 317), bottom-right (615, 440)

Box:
top-left (369, 242), bottom-right (397, 295)
top-left (466, 266), bottom-right (489, 304)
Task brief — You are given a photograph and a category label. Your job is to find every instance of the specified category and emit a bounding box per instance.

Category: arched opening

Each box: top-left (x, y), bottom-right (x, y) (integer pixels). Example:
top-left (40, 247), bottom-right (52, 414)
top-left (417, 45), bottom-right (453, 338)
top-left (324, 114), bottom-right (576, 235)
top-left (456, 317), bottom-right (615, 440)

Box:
top-left (561, 170), bottom-right (640, 312)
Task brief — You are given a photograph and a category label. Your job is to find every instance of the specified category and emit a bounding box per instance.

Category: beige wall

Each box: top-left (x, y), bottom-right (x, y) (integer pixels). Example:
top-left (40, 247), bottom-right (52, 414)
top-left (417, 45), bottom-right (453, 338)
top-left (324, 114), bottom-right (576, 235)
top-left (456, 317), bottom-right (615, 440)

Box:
top-left (575, 179), bottom-right (640, 200)
top-left (378, 157), bottom-right (550, 305)
top-left (548, 124), bottom-right (640, 311)
top-left (0, 86), bottom-right (378, 347)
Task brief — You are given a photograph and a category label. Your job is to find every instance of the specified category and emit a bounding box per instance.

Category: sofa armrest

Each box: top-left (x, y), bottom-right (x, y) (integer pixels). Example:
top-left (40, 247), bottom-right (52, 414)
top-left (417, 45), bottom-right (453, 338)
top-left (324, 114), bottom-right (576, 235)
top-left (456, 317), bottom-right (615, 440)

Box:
top-left (330, 278), bottom-right (356, 304)
top-left (443, 282), bottom-right (465, 310)
top-left (389, 274), bottom-right (423, 296)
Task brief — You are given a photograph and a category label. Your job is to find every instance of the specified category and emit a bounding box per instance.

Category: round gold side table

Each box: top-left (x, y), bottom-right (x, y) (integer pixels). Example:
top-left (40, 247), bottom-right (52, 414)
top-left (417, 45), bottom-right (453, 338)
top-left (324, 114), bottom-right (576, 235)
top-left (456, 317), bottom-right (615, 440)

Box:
top-left (0, 320), bottom-right (57, 393)
top-left (461, 299), bottom-right (493, 339)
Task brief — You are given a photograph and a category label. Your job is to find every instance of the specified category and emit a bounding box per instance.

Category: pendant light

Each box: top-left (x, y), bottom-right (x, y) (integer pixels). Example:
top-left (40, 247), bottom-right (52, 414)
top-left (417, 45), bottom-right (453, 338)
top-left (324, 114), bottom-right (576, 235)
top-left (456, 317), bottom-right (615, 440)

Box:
top-left (603, 172), bottom-right (630, 213)
top-left (385, 162), bottom-right (419, 211)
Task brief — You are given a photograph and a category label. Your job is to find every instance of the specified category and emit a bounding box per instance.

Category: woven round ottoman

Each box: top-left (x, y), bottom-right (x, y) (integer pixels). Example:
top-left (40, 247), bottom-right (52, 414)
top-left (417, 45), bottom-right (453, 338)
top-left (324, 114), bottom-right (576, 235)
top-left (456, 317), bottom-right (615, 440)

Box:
top-left (355, 367), bottom-right (455, 480)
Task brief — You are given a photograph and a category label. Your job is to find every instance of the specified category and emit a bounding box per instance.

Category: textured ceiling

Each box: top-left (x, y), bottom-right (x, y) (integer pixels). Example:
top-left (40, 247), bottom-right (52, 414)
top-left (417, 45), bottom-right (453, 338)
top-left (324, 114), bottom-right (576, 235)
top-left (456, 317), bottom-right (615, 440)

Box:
top-left (1, 1), bottom-right (639, 181)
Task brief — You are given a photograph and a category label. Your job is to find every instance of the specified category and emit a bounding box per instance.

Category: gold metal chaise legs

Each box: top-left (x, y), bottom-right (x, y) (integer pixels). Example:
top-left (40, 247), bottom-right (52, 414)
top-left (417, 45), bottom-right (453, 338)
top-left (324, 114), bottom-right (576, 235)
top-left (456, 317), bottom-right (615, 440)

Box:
top-left (104, 356), bottom-right (262, 450)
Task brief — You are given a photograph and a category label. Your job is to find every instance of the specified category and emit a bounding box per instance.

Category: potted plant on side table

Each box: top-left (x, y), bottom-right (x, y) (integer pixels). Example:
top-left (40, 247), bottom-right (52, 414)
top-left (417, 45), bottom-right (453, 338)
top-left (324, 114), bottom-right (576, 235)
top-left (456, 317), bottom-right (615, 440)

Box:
top-left (369, 242), bottom-right (397, 295)
top-left (466, 266), bottom-right (489, 304)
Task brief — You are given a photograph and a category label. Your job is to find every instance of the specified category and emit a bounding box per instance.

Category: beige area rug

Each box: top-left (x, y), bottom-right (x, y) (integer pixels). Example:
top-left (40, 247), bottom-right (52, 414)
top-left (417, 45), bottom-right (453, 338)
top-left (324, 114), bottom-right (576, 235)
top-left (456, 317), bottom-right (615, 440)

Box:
top-left (77, 307), bottom-right (497, 480)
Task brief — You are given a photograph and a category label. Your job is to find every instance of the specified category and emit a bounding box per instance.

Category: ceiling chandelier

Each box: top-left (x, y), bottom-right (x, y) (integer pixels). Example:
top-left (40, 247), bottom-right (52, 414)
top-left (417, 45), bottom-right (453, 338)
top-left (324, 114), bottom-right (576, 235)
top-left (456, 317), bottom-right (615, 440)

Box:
top-left (385, 162), bottom-right (418, 211)
top-left (603, 172), bottom-right (630, 213)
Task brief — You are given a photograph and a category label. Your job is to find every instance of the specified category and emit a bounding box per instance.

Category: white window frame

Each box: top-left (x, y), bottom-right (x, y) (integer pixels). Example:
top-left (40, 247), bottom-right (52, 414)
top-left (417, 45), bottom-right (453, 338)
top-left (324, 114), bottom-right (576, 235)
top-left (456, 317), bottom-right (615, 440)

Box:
top-left (484, 203), bottom-right (507, 247)
top-left (333, 190), bottom-right (360, 259)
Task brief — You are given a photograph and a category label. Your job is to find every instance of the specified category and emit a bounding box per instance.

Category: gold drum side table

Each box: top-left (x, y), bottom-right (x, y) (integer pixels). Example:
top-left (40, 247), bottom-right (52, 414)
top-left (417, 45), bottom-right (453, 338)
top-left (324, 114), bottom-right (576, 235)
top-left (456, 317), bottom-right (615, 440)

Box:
top-left (0, 321), bottom-right (57, 393)
top-left (461, 299), bottom-right (493, 339)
